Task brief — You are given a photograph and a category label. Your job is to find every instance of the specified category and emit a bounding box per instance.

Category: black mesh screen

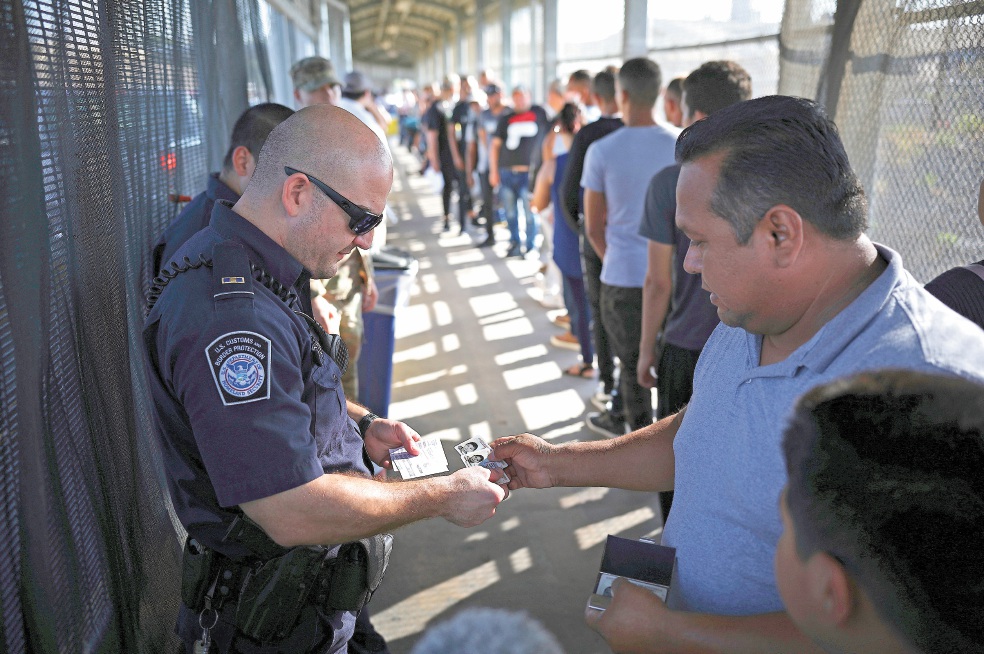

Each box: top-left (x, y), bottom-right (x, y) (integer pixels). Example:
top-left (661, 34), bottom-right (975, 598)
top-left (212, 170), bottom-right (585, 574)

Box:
top-left (0, 0), bottom-right (268, 650)
top-left (780, 0), bottom-right (984, 281)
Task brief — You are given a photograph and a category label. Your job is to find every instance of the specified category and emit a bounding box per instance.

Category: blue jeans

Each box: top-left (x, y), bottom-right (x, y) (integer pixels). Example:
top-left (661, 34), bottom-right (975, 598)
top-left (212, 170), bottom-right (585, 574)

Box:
top-left (497, 168), bottom-right (537, 250)
top-left (562, 272), bottom-right (594, 365)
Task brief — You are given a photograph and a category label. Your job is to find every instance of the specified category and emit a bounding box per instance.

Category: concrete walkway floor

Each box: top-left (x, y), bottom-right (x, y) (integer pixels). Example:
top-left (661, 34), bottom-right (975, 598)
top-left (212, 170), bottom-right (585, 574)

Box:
top-left (367, 143), bottom-right (665, 654)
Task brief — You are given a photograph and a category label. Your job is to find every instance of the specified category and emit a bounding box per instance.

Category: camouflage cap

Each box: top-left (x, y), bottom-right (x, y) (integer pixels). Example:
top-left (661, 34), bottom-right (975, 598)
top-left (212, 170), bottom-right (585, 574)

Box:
top-left (290, 56), bottom-right (340, 92)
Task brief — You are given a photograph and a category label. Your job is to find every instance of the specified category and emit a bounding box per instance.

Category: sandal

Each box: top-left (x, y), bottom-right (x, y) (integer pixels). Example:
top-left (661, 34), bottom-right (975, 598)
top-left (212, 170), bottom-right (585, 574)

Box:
top-left (564, 362), bottom-right (595, 378)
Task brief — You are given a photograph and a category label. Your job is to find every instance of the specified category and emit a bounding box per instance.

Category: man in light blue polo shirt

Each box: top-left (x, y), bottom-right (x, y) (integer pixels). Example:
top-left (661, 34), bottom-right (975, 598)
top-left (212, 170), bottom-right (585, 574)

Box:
top-left (492, 95), bottom-right (984, 653)
top-left (581, 57), bottom-right (679, 436)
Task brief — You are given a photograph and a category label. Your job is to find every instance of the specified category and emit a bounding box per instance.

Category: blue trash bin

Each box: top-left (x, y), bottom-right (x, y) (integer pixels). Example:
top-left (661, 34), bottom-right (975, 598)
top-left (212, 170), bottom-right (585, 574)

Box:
top-left (357, 247), bottom-right (418, 417)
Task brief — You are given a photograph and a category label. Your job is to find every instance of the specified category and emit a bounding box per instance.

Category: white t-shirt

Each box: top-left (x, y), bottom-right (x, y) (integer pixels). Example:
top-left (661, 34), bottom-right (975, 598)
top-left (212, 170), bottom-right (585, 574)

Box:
top-left (336, 97), bottom-right (390, 152)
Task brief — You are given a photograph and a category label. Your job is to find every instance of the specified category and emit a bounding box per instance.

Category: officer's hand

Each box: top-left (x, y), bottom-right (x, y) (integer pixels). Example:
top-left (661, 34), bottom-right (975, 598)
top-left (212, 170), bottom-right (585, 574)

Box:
top-left (441, 467), bottom-right (506, 527)
top-left (584, 577), bottom-right (673, 653)
top-left (363, 418), bottom-right (421, 468)
top-left (490, 433), bottom-right (556, 491)
top-left (362, 279), bottom-right (378, 313)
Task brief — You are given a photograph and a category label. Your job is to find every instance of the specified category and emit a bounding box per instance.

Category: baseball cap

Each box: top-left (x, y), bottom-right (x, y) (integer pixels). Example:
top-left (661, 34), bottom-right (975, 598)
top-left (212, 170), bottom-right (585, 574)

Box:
top-left (484, 83), bottom-right (502, 95)
top-left (342, 71), bottom-right (371, 95)
top-left (290, 56), bottom-right (340, 92)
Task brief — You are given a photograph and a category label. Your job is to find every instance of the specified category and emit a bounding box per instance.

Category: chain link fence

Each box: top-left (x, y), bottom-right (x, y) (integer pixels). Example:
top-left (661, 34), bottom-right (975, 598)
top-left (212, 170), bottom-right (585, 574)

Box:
top-left (0, 0), bottom-right (272, 650)
top-left (1, 0), bottom-right (983, 651)
top-left (780, 0), bottom-right (984, 281)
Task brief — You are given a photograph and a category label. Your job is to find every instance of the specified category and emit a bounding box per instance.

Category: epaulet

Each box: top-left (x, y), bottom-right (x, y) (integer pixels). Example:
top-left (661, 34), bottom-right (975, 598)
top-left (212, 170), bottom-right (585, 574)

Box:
top-left (211, 241), bottom-right (254, 307)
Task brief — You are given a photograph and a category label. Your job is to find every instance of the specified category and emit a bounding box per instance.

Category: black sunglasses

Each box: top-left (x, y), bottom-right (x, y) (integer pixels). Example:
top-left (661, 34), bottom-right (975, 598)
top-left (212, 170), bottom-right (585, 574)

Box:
top-left (284, 166), bottom-right (384, 236)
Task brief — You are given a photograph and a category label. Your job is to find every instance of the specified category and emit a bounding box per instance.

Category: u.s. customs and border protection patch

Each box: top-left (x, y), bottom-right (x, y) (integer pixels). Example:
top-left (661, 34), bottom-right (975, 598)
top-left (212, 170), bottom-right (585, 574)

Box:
top-left (206, 331), bottom-right (272, 405)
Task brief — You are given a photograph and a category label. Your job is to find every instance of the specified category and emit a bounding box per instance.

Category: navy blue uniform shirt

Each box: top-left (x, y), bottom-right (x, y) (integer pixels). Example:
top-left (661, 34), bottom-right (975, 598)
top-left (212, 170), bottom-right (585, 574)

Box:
top-left (144, 200), bottom-right (370, 652)
top-left (152, 172), bottom-right (239, 275)
top-left (145, 198), bottom-right (371, 554)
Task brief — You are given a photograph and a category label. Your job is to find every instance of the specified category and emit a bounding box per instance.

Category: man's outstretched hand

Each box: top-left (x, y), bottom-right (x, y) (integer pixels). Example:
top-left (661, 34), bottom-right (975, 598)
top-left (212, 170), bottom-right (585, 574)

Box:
top-left (490, 433), bottom-right (556, 490)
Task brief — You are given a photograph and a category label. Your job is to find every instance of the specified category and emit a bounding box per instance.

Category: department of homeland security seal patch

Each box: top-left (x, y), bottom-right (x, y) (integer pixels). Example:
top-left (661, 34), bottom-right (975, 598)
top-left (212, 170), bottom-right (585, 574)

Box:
top-left (206, 331), bottom-right (272, 405)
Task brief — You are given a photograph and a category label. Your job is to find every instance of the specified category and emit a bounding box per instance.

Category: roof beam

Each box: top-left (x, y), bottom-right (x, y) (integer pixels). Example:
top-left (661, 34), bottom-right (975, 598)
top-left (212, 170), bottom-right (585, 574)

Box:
top-left (401, 14), bottom-right (448, 33)
top-left (350, 5), bottom-right (379, 21)
top-left (402, 0), bottom-right (458, 21)
top-left (374, 0), bottom-right (394, 43)
top-left (352, 23), bottom-right (435, 44)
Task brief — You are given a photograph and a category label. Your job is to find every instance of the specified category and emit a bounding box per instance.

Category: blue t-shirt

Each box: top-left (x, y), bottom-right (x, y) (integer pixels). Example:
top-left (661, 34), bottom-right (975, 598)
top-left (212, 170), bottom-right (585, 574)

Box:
top-left (580, 124), bottom-right (679, 288)
top-left (638, 163), bottom-right (719, 351)
top-left (663, 244), bottom-right (984, 615)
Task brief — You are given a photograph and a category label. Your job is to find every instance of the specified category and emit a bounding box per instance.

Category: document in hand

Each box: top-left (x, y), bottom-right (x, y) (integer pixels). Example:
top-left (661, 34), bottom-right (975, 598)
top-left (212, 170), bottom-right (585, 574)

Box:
top-left (588, 535), bottom-right (676, 611)
top-left (389, 438), bottom-right (449, 479)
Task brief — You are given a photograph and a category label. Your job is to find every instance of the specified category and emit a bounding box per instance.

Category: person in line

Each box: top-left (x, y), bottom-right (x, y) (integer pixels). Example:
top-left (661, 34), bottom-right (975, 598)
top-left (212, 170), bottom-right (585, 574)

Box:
top-left (291, 55), bottom-right (341, 108)
top-left (489, 85), bottom-right (549, 258)
top-left (778, 369), bottom-right (984, 654)
top-left (544, 78), bottom-right (567, 120)
top-left (473, 83), bottom-right (507, 247)
top-left (530, 103), bottom-right (592, 373)
top-left (423, 76), bottom-right (462, 233)
top-left (558, 69), bottom-right (623, 417)
top-left (567, 69), bottom-right (600, 123)
top-left (462, 88), bottom-right (488, 242)
top-left (450, 74), bottom-right (479, 236)
top-left (292, 57), bottom-right (379, 404)
top-left (152, 103), bottom-right (294, 276)
top-left (637, 60), bottom-right (752, 520)
top-left (582, 57), bottom-right (679, 437)
top-left (336, 70), bottom-right (390, 149)
top-left (662, 76), bottom-right (685, 128)
top-left (492, 95), bottom-right (984, 653)
top-left (144, 105), bottom-right (506, 654)
top-left (924, 177), bottom-right (984, 329)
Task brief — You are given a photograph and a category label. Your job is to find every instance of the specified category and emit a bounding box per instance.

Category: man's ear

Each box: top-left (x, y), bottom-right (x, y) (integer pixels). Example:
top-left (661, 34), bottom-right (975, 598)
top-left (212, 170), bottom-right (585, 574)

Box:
top-left (230, 146), bottom-right (253, 178)
top-left (808, 552), bottom-right (854, 627)
top-left (762, 204), bottom-right (803, 267)
top-left (281, 172), bottom-right (310, 218)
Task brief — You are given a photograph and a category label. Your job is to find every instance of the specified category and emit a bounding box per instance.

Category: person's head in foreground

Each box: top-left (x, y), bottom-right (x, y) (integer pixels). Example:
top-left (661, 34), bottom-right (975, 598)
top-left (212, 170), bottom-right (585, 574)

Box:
top-left (778, 369), bottom-right (984, 654)
top-left (674, 95), bottom-right (869, 333)
top-left (409, 607), bottom-right (565, 654)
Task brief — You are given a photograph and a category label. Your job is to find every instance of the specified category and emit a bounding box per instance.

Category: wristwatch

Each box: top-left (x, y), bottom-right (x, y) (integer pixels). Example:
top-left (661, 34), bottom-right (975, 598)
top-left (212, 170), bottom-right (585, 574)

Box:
top-left (358, 412), bottom-right (379, 439)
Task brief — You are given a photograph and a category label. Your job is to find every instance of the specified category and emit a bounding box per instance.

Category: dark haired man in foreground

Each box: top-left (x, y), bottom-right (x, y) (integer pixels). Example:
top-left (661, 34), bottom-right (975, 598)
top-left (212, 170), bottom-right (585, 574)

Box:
top-left (779, 369), bottom-right (984, 653)
top-left (493, 95), bottom-right (984, 652)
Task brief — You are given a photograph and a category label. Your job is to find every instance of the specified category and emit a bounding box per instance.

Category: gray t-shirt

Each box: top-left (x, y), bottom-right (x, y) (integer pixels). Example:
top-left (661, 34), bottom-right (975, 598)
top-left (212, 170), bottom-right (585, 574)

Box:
top-left (663, 244), bottom-right (984, 615)
top-left (638, 163), bottom-right (719, 351)
top-left (581, 124), bottom-right (679, 287)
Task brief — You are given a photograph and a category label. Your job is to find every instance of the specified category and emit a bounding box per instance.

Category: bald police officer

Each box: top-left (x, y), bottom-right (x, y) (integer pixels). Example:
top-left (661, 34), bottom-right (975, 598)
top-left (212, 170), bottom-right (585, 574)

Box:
top-left (144, 105), bottom-right (505, 653)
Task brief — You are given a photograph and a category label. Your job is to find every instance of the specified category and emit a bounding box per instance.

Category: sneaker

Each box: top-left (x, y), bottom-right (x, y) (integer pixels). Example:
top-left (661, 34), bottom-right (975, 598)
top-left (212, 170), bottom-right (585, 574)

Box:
top-left (505, 242), bottom-right (523, 258)
top-left (550, 332), bottom-right (580, 351)
top-left (524, 247), bottom-right (541, 261)
top-left (585, 411), bottom-right (628, 438)
top-left (590, 390), bottom-right (612, 412)
top-left (477, 234), bottom-right (495, 247)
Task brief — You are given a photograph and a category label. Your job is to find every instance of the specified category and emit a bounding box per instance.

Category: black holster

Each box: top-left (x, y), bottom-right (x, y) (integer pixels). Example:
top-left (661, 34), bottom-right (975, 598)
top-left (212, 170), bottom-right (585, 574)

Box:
top-left (180, 516), bottom-right (393, 645)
